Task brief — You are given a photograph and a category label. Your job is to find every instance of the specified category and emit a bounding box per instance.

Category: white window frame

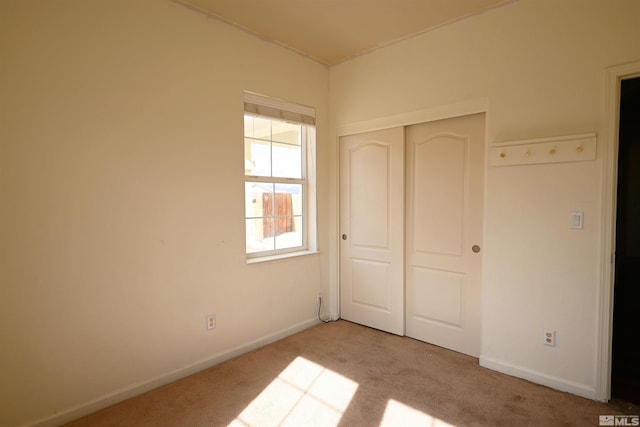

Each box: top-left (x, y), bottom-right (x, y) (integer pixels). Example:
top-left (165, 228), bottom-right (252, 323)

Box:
top-left (243, 92), bottom-right (317, 262)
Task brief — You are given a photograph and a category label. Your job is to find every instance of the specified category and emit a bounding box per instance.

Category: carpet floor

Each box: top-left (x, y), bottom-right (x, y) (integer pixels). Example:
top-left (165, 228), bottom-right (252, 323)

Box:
top-left (66, 320), bottom-right (637, 426)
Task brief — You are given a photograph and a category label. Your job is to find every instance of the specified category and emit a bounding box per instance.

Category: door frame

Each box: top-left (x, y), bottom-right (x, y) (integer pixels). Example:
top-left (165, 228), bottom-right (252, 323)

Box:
top-left (597, 59), bottom-right (640, 401)
top-left (330, 98), bottom-right (489, 326)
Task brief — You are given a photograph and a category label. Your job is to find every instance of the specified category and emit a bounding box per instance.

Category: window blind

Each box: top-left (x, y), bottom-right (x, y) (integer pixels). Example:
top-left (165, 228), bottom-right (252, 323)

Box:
top-left (244, 92), bottom-right (315, 126)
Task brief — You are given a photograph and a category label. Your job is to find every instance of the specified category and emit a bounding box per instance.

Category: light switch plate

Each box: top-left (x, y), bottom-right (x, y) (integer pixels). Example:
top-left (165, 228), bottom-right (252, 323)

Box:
top-left (570, 211), bottom-right (584, 229)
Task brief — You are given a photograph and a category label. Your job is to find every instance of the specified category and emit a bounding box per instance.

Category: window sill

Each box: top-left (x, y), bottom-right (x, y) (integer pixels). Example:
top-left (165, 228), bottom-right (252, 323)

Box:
top-left (246, 250), bottom-right (320, 264)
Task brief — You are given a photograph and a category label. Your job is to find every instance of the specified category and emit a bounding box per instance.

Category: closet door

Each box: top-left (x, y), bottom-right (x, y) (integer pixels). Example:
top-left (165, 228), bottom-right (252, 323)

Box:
top-left (405, 114), bottom-right (485, 356)
top-left (339, 127), bottom-right (404, 335)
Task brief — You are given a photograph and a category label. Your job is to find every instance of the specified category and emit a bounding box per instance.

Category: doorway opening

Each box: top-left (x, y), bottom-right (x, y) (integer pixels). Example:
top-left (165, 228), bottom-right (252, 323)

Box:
top-left (611, 76), bottom-right (640, 405)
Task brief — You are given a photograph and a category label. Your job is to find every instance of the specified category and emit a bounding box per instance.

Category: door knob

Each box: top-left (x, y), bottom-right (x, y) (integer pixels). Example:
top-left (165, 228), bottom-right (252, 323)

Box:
top-left (472, 245), bottom-right (481, 253)
top-left (342, 234), bottom-right (348, 240)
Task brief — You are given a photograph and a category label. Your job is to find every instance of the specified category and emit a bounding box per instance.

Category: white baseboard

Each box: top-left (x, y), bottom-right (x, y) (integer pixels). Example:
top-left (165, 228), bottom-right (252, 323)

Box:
top-left (29, 318), bottom-right (320, 427)
top-left (479, 355), bottom-right (598, 400)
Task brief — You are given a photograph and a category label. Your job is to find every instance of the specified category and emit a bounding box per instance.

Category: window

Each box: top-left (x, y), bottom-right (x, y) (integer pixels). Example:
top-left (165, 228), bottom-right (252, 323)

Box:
top-left (243, 92), bottom-right (316, 259)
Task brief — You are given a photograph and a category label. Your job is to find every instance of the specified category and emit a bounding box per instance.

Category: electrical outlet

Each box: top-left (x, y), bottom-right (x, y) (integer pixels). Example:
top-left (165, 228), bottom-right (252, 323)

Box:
top-left (206, 313), bottom-right (216, 330)
top-left (543, 329), bottom-right (555, 346)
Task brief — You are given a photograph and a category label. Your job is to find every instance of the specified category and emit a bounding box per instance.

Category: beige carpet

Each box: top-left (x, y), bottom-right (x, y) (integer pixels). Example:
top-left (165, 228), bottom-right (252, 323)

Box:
top-left (67, 320), bottom-right (635, 426)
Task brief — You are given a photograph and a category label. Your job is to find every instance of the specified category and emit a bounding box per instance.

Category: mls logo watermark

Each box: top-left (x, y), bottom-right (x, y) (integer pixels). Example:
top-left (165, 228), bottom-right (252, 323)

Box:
top-left (600, 415), bottom-right (640, 426)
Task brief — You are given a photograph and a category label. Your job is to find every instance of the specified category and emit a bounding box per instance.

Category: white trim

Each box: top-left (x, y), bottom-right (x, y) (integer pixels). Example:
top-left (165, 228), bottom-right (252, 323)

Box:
top-left (492, 132), bottom-right (596, 147)
top-left (246, 249), bottom-right (320, 264)
top-left (28, 318), bottom-right (320, 427)
top-left (335, 98), bottom-right (489, 137)
top-left (596, 59), bottom-right (640, 402)
top-left (479, 356), bottom-right (597, 400)
top-left (330, 98), bottom-right (489, 327)
top-left (245, 176), bottom-right (305, 184)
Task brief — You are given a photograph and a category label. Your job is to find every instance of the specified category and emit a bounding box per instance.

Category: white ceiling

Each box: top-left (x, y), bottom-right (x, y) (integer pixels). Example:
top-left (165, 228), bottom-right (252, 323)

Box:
top-left (177, 0), bottom-right (515, 65)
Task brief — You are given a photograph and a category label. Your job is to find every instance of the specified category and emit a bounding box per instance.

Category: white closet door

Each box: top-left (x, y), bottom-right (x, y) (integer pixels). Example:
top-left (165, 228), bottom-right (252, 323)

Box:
top-left (405, 113), bottom-right (485, 356)
top-left (339, 127), bottom-right (404, 335)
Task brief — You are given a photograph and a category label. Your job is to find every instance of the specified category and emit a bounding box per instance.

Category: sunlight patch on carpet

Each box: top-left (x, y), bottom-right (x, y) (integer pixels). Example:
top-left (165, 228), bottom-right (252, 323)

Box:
top-left (381, 399), bottom-right (456, 427)
top-left (229, 356), bottom-right (358, 426)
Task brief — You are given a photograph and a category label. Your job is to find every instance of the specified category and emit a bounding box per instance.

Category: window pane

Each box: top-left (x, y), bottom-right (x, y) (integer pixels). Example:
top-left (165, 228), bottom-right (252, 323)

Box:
top-left (245, 182), bottom-right (274, 218)
top-left (244, 115), bottom-right (271, 140)
top-left (275, 216), bottom-right (303, 250)
top-left (245, 182), bottom-right (276, 252)
top-left (272, 142), bottom-right (302, 178)
top-left (246, 218), bottom-right (275, 253)
top-left (274, 184), bottom-right (302, 216)
top-left (273, 184), bottom-right (303, 250)
top-left (245, 138), bottom-right (271, 176)
top-left (271, 121), bottom-right (301, 145)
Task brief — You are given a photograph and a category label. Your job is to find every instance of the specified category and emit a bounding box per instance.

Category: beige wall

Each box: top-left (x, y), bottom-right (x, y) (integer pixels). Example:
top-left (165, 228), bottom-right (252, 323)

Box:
top-left (0, 1), bottom-right (329, 426)
top-left (329, 0), bottom-right (640, 400)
